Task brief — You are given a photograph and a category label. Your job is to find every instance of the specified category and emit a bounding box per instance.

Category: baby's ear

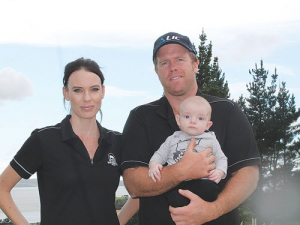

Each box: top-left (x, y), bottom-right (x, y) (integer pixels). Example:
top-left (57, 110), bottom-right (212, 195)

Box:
top-left (207, 121), bottom-right (213, 130)
top-left (175, 115), bottom-right (181, 127)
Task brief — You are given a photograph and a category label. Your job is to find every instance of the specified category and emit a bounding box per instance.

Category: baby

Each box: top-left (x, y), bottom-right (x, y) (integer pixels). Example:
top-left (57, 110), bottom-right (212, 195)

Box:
top-left (149, 96), bottom-right (227, 207)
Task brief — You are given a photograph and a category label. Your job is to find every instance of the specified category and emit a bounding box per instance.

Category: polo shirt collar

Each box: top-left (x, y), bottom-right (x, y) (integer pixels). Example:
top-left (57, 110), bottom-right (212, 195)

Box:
top-left (97, 122), bottom-right (112, 145)
top-left (156, 96), bottom-right (170, 119)
top-left (60, 115), bottom-right (111, 144)
top-left (61, 115), bottom-right (77, 141)
top-left (156, 96), bottom-right (178, 131)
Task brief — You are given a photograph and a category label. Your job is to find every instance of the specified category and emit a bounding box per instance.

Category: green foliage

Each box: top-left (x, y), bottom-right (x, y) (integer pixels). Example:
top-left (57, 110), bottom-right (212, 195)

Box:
top-left (239, 200), bottom-right (255, 224)
top-left (195, 29), bottom-right (230, 98)
top-left (115, 197), bottom-right (128, 210)
top-left (237, 60), bottom-right (300, 223)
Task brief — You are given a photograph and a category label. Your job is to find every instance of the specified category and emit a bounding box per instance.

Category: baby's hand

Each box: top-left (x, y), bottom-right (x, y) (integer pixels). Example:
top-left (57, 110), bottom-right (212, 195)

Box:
top-left (208, 169), bottom-right (225, 184)
top-left (148, 162), bottom-right (163, 182)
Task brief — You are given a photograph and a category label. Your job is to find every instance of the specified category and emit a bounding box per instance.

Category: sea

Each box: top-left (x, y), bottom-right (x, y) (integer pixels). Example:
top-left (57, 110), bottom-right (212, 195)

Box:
top-left (0, 185), bottom-right (129, 223)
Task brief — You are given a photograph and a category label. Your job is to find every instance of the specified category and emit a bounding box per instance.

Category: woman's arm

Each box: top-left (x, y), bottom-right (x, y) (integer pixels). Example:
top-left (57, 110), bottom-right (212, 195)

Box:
top-left (0, 165), bottom-right (29, 225)
top-left (118, 197), bottom-right (139, 225)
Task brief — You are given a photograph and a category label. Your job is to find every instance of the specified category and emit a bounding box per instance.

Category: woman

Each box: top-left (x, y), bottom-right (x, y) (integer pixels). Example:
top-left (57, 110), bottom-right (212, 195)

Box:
top-left (0, 58), bottom-right (122, 225)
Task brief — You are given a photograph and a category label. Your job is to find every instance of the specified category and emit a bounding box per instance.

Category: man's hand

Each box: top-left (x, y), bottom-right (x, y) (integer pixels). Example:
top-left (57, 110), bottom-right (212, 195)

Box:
top-left (169, 189), bottom-right (218, 225)
top-left (169, 166), bottom-right (260, 224)
top-left (176, 138), bottom-right (216, 181)
top-left (123, 138), bottom-right (216, 198)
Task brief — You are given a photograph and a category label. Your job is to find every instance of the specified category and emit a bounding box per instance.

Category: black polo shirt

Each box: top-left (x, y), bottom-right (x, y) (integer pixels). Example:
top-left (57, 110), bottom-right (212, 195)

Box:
top-left (121, 90), bottom-right (261, 225)
top-left (11, 115), bottom-right (122, 225)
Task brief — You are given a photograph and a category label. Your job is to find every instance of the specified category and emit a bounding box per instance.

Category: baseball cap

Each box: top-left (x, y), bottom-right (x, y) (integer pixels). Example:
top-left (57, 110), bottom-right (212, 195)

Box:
top-left (153, 32), bottom-right (196, 59)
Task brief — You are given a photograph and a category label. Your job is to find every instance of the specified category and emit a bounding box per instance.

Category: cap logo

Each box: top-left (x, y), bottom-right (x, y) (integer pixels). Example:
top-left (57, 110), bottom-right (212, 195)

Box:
top-left (166, 35), bottom-right (180, 41)
top-left (158, 38), bottom-right (166, 46)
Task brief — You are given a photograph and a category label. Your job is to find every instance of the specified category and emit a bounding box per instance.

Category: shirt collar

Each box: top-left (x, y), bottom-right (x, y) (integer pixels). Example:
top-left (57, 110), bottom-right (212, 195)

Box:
top-left (60, 115), bottom-right (111, 144)
top-left (61, 115), bottom-right (77, 141)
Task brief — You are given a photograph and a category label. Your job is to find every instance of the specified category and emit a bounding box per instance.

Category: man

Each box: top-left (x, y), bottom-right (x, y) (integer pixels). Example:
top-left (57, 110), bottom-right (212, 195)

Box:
top-left (121, 32), bottom-right (261, 225)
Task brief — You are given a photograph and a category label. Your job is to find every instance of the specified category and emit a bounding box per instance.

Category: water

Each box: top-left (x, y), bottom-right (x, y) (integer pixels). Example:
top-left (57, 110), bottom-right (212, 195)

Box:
top-left (0, 186), bottom-right (129, 223)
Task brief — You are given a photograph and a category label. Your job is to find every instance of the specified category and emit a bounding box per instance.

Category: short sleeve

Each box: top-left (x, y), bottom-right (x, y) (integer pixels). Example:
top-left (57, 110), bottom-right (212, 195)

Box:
top-left (10, 131), bottom-right (43, 179)
top-left (224, 104), bottom-right (261, 174)
top-left (121, 110), bottom-right (152, 171)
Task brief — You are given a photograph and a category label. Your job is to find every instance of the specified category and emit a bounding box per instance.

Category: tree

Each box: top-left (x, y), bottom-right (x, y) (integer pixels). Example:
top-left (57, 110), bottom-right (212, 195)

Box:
top-left (241, 61), bottom-right (278, 174)
top-left (237, 60), bottom-right (300, 223)
top-left (195, 29), bottom-right (230, 98)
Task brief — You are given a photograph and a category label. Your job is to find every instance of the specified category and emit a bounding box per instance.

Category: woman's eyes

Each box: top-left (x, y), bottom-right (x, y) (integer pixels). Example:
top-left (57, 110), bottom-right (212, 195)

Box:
top-left (73, 88), bottom-right (99, 92)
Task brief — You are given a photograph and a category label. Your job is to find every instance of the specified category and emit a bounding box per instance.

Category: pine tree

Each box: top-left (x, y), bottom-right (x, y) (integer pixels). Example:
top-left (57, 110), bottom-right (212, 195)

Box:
top-left (195, 29), bottom-right (230, 98)
top-left (271, 82), bottom-right (300, 191)
top-left (244, 61), bottom-right (278, 160)
top-left (237, 60), bottom-right (300, 222)
top-left (237, 60), bottom-right (300, 190)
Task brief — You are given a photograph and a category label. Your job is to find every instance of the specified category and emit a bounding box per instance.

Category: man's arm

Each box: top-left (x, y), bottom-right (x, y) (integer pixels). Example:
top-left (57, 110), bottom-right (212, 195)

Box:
top-left (123, 138), bottom-right (216, 198)
top-left (169, 165), bottom-right (259, 225)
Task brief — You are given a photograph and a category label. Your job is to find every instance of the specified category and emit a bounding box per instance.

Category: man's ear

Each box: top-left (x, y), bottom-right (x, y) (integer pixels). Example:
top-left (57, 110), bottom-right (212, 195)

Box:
top-left (63, 87), bottom-right (70, 101)
top-left (175, 115), bottom-right (181, 127)
top-left (193, 60), bottom-right (199, 74)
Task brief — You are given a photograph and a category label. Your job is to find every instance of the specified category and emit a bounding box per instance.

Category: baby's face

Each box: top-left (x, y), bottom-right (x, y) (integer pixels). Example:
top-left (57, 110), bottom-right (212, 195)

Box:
top-left (177, 103), bottom-right (211, 136)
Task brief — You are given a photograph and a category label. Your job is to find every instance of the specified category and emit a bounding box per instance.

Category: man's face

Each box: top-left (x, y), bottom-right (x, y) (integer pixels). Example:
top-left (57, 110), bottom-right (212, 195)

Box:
top-left (155, 44), bottom-right (198, 97)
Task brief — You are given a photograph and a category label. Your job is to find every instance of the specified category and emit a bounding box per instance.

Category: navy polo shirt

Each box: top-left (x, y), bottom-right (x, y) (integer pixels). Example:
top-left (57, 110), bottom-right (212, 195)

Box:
top-left (121, 90), bottom-right (261, 225)
top-left (11, 115), bottom-right (121, 225)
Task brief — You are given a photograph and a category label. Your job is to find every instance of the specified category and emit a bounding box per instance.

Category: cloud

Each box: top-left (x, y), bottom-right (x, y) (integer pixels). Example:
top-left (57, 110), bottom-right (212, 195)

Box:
top-left (264, 63), bottom-right (296, 77)
top-left (140, 96), bottom-right (162, 105)
top-left (105, 86), bottom-right (146, 97)
top-left (0, 67), bottom-right (33, 103)
top-left (228, 82), bottom-right (249, 101)
top-left (205, 20), bottom-right (300, 67)
top-left (1, 0), bottom-right (299, 47)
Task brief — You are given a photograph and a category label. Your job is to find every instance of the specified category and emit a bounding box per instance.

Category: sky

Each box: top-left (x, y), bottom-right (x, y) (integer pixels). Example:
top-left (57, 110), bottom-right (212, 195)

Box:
top-left (0, 0), bottom-right (300, 175)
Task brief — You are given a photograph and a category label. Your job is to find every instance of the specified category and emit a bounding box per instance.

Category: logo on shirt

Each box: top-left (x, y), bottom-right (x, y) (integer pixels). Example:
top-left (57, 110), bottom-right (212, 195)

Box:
top-left (173, 138), bottom-right (202, 162)
top-left (107, 153), bottom-right (118, 166)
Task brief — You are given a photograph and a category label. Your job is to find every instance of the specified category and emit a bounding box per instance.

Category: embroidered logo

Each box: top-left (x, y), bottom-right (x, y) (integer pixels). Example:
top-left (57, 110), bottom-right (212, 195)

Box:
top-left (158, 38), bottom-right (166, 46)
top-left (107, 153), bottom-right (118, 166)
top-left (166, 35), bottom-right (180, 41)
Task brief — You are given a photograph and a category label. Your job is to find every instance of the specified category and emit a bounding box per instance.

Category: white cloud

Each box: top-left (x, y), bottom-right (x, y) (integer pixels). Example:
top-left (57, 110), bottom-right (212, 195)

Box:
top-left (140, 96), bottom-right (161, 105)
top-left (0, 67), bottom-right (33, 103)
top-left (264, 63), bottom-right (296, 77)
top-left (1, 0), bottom-right (299, 47)
top-left (105, 86), bottom-right (146, 97)
top-left (229, 82), bottom-right (249, 101)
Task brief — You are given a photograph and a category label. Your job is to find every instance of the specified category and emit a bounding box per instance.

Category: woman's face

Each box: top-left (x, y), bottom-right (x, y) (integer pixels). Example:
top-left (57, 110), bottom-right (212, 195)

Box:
top-left (63, 69), bottom-right (105, 121)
